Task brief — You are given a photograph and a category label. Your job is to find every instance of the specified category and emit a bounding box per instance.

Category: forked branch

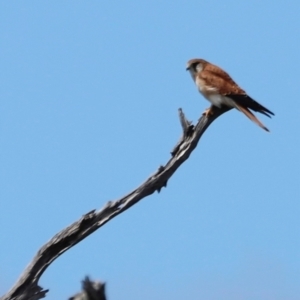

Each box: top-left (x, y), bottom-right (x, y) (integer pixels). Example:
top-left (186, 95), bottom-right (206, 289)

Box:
top-left (1, 106), bottom-right (230, 300)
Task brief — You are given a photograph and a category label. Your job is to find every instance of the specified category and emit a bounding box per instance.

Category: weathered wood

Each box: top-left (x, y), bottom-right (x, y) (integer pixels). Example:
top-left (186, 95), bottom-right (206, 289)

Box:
top-left (69, 277), bottom-right (106, 300)
top-left (1, 106), bottom-right (230, 300)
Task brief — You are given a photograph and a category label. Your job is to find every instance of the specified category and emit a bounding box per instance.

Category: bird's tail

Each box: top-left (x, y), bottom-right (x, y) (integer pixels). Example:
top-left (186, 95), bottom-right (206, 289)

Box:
top-left (229, 94), bottom-right (274, 118)
top-left (234, 103), bottom-right (270, 132)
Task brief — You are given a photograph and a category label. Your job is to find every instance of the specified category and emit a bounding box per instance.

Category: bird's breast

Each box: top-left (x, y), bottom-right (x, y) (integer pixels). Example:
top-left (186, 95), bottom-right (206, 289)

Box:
top-left (195, 77), bottom-right (220, 105)
top-left (195, 77), bottom-right (216, 94)
top-left (195, 76), bottom-right (235, 108)
top-left (206, 94), bottom-right (236, 108)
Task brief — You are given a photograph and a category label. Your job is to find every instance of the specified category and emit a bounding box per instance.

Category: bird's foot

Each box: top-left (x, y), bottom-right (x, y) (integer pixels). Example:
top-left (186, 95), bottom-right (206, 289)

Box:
top-left (202, 107), bottom-right (214, 117)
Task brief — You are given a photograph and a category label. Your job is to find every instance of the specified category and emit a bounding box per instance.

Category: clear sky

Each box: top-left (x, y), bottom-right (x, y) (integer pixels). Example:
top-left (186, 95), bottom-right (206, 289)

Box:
top-left (0, 1), bottom-right (299, 299)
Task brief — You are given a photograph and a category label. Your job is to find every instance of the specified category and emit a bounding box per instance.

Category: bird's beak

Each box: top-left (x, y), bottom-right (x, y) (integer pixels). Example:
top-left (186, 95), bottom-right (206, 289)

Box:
top-left (186, 67), bottom-right (190, 71)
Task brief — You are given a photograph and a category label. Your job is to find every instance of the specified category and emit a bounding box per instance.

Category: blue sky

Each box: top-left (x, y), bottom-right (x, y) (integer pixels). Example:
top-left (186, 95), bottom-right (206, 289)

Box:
top-left (0, 1), bottom-right (299, 299)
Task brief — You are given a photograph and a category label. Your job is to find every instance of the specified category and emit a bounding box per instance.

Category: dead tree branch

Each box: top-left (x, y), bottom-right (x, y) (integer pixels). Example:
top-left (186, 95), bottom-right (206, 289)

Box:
top-left (1, 106), bottom-right (231, 300)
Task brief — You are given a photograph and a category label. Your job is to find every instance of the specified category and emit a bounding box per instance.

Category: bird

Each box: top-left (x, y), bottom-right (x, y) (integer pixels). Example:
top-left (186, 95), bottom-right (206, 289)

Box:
top-left (186, 58), bottom-right (274, 132)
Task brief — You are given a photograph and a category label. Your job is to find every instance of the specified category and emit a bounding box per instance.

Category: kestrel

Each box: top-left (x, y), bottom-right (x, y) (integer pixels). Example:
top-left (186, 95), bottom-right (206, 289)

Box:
top-left (186, 58), bottom-right (274, 131)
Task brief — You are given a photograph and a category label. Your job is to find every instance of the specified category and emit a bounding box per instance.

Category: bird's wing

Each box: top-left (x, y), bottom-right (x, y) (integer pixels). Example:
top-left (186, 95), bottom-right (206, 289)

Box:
top-left (200, 64), bottom-right (245, 95)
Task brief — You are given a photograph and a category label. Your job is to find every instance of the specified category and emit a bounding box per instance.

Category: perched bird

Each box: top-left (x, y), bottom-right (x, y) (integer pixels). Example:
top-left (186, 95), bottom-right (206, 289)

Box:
top-left (186, 58), bottom-right (274, 131)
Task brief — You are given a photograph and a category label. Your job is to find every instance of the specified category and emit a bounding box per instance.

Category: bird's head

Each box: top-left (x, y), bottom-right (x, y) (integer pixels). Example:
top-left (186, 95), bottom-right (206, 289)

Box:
top-left (186, 58), bottom-right (206, 80)
top-left (186, 58), bottom-right (206, 72)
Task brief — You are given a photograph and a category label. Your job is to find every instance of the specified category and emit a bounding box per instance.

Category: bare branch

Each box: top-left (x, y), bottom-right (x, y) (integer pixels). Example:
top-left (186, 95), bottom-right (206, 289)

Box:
top-left (1, 106), bottom-right (230, 300)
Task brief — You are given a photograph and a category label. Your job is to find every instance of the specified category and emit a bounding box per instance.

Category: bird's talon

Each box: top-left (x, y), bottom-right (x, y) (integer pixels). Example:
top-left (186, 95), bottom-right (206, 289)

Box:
top-left (202, 107), bottom-right (214, 117)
